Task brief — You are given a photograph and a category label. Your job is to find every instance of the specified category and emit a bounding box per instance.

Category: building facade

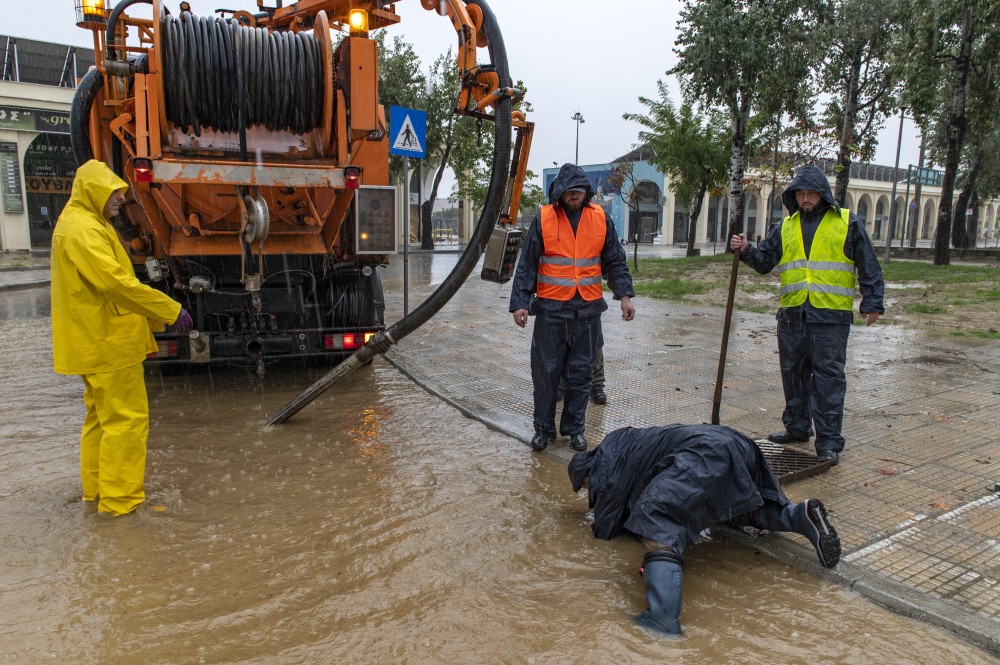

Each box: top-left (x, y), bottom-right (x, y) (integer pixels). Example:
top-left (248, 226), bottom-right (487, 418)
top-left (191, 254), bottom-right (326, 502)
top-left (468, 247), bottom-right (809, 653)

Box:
top-left (544, 155), bottom-right (1000, 249)
top-left (1, 35), bottom-right (94, 252)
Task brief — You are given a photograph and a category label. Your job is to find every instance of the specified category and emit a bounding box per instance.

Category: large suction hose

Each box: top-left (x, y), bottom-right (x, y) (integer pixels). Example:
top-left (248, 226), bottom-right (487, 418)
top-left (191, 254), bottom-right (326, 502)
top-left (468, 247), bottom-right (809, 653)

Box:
top-left (267, 0), bottom-right (513, 425)
top-left (70, 67), bottom-right (104, 166)
top-left (106, 0), bottom-right (152, 61)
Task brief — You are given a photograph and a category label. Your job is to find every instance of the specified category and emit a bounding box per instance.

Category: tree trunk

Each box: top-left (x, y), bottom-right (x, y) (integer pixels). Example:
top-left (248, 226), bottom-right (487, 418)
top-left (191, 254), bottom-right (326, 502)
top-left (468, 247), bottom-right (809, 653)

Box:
top-left (632, 230), bottom-right (639, 274)
top-left (419, 165), bottom-right (433, 250)
top-left (686, 183), bottom-right (707, 257)
top-left (420, 117), bottom-right (457, 250)
top-left (933, 2), bottom-right (976, 265)
top-left (969, 189), bottom-right (980, 246)
top-left (764, 119), bottom-right (780, 234)
top-left (951, 147), bottom-right (982, 249)
top-left (726, 101), bottom-right (751, 247)
top-left (834, 54), bottom-right (862, 206)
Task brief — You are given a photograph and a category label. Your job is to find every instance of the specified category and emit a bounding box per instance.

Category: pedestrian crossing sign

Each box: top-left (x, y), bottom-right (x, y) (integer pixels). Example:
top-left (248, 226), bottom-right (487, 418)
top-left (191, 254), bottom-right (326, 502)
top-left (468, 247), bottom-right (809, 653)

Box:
top-left (389, 105), bottom-right (427, 159)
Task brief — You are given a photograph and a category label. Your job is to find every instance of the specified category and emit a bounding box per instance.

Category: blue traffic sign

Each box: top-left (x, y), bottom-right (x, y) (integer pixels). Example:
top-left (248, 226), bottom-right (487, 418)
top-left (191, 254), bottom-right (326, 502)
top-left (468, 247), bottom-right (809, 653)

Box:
top-left (389, 105), bottom-right (427, 159)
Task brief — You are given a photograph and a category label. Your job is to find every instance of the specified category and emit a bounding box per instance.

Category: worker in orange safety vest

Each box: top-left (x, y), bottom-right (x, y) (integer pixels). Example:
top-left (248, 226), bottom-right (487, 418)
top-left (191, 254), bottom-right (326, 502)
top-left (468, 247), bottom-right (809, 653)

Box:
top-left (509, 163), bottom-right (635, 453)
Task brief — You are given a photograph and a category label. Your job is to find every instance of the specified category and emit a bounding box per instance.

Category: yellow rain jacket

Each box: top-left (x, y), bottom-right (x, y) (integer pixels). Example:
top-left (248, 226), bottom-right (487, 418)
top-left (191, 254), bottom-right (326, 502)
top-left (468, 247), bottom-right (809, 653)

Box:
top-left (51, 160), bottom-right (181, 375)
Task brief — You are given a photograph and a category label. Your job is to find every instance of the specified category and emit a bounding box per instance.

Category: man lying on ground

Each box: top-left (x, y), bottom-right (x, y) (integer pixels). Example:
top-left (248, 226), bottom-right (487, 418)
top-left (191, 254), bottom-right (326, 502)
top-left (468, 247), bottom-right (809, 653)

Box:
top-left (568, 423), bottom-right (841, 636)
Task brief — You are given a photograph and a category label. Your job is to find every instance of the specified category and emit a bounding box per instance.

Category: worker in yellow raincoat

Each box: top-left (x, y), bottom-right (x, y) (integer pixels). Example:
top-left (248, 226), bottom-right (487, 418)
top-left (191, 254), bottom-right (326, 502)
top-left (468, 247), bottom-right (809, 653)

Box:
top-left (51, 159), bottom-right (192, 516)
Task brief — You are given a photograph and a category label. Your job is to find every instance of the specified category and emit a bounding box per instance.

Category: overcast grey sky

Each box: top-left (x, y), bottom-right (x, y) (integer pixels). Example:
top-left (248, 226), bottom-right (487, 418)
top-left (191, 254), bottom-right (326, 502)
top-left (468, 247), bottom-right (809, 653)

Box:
top-left (9, 0), bottom-right (924, 192)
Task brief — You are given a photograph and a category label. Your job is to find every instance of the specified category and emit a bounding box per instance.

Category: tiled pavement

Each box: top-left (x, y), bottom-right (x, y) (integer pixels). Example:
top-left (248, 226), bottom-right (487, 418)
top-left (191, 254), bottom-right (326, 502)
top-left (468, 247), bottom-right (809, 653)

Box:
top-left (381, 253), bottom-right (1000, 656)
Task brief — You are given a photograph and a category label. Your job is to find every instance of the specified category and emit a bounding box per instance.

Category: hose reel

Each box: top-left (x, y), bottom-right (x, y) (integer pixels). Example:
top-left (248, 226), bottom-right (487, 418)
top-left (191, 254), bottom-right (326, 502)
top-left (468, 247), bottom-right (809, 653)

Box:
top-left (159, 10), bottom-right (324, 136)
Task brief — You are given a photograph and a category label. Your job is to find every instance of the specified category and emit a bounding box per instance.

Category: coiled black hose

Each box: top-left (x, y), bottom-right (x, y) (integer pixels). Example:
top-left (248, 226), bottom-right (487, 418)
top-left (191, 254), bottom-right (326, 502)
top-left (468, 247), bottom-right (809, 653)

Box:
top-left (160, 11), bottom-right (322, 136)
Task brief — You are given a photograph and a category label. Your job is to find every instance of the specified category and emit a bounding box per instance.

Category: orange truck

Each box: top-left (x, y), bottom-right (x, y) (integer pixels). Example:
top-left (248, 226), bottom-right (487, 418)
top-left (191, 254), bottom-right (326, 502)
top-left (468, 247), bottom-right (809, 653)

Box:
top-left (71, 0), bottom-right (531, 373)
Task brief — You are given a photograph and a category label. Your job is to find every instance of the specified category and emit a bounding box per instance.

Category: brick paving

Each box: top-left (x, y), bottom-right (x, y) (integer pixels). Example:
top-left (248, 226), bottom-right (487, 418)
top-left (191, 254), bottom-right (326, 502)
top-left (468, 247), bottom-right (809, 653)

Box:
top-left (381, 250), bottom-right (1000, 656)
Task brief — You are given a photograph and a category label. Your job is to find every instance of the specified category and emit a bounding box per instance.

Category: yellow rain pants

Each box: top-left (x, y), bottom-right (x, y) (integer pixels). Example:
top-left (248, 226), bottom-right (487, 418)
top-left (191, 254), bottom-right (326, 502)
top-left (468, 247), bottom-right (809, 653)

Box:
top-left (80, 362), bottom-right (149, 515)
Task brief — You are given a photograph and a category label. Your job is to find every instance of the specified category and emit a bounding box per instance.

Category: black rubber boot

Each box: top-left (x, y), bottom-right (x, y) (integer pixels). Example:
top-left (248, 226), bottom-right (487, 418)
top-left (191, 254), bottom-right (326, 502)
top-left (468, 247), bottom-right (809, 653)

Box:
top-left (635, 552), bottom-right (683, 636)
top-left (530, 432), bottom-right (553, 452)
top-left (750, 499), bottom-right (841, 568)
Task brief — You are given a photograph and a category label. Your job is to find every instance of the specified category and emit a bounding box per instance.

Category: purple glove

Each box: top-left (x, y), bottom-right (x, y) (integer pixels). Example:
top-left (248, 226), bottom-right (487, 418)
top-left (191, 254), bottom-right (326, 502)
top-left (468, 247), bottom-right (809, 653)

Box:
top-left (174, 308), bottom-right (193, 333)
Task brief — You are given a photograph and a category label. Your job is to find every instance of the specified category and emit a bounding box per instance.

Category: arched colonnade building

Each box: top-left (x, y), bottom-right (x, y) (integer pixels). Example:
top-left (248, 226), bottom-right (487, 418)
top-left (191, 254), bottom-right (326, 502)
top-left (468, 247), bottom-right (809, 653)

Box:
top-left (545, 151), bottom-right (1000, 249)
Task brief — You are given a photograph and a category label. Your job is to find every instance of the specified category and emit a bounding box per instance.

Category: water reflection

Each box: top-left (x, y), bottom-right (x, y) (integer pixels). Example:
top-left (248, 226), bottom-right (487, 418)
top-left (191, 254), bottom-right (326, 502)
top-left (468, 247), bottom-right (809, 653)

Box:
top-left (0, 288), bottom-right (51, 321)
top-left (0, 284), bottom-right (997, 664)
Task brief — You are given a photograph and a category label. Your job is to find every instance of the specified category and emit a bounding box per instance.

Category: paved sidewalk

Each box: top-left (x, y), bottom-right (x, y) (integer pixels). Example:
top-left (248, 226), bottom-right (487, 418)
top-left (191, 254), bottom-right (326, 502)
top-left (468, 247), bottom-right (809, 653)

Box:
top-left (383, 262), bottom-right (1000, 656)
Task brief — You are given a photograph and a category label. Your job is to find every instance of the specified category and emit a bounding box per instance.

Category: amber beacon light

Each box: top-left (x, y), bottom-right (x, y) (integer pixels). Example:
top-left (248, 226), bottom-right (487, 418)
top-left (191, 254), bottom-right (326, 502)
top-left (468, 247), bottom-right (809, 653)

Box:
top-left (348, 9), bottom-right (369, 37)
top-left (75, 0), bottom-right (107, 29)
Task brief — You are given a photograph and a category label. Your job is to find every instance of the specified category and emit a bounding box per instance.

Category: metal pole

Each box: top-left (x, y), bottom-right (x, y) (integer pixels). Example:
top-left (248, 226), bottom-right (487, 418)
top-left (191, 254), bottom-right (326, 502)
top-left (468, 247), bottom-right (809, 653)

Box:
top-left (572, 111), bottom-right (584, 164)
top-left (883, 111), bottom-right (906, 264)
top-left (909, 142), bottom-right (926, 248)
top-left (575, 119), bottom-right (580, 164)
top-left (901, 165), bottom-right (912, 249)
top-left (403, 158), bottom-right (410, 316)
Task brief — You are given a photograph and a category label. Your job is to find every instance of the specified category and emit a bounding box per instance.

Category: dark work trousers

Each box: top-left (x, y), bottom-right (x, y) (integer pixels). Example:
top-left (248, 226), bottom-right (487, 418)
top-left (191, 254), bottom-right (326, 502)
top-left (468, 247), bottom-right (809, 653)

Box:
top-left (777, 316), bottom-right (850, 453)
top-left (531, 311), bottom-right (601, 437)
top-left (592, 329), bottom-right (606, 391)
top-left (558, 327), bottom-right (605, 395)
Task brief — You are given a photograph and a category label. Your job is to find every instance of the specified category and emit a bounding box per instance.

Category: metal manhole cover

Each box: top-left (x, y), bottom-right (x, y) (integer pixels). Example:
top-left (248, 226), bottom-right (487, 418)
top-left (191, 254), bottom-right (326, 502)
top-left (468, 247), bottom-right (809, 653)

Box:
top-left (756, 440), bottom-right (833, 483)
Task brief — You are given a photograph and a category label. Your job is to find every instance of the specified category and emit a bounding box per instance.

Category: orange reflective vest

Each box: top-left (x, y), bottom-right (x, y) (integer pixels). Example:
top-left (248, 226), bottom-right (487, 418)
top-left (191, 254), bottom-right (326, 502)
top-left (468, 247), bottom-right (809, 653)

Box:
top-left (536, 203), bottom-right (607, 301)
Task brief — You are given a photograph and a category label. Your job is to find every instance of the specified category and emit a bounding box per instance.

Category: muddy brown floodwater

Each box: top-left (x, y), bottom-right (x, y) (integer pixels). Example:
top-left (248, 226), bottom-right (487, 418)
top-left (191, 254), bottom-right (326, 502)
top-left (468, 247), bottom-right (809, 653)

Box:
top-left (1, 271), bottom-right (998, 664)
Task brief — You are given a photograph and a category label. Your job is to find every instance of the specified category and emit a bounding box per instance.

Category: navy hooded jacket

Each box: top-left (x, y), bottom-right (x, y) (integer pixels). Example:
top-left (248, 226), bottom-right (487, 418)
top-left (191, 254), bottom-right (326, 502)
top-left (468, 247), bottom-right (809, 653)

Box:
top-left (508, 163), bottom-right (634, 319)
top-left (568, 424), bottom-right (788, 557)
top-left (740, 164), bottom-right (885, 324)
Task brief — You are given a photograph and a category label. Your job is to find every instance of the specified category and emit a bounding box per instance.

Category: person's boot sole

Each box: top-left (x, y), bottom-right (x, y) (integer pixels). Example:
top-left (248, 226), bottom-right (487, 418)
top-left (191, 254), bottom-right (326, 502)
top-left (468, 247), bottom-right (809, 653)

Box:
top-left (805, 499), bottom-right (841, 568)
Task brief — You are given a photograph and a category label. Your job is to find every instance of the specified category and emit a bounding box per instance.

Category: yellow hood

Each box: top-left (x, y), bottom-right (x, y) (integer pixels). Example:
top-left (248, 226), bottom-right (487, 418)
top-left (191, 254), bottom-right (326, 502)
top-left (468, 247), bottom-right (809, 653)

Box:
top-left (64, 159), bottom-right (129, 220)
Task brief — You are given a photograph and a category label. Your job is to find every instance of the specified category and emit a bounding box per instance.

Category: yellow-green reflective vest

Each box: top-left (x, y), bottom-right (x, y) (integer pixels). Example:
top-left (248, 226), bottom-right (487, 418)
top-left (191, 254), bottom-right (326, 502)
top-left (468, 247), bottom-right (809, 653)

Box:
top-left (778, 208), bottom-right (856, 311)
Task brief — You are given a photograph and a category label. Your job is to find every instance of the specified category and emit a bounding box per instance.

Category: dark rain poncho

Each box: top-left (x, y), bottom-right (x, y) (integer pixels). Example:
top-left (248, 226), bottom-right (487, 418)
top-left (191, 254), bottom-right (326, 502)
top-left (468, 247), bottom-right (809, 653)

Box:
top-left (740, 164), bottom-right (884, 324)
top-left (568, 424), bottom-right (789, 557)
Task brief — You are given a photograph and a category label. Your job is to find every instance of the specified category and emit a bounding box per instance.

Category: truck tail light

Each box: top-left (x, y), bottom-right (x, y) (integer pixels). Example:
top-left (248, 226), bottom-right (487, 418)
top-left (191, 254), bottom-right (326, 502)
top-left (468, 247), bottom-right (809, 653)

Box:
top-left (323, 332), bottom-right (374, 351)
top-left (147, 340), bottom-right (178, 359)
top-left (344, 166), bottom-right (361, 190)
top-left (134, 158), bottom-right (153, 183)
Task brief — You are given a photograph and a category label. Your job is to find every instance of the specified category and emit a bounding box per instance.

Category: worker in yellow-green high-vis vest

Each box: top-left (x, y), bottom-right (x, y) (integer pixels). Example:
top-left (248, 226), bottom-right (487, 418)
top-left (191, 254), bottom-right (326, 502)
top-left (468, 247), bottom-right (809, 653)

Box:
top-left (730, 164), bottom-right (884, 467)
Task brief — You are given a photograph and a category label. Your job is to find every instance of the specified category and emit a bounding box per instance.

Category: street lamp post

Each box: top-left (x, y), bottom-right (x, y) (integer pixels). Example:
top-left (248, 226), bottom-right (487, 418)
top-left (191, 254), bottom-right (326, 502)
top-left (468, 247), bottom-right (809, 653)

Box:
top-left (883, 110), bottom-right (907, 265)
top-left (571, 111), bottom-right (585, 164)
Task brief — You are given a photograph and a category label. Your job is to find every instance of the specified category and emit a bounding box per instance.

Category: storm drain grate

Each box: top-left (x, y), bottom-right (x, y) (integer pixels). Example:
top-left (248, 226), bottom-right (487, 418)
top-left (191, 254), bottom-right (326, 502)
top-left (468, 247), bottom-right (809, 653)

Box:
top-left (756, 440), bottom-right (833, 483)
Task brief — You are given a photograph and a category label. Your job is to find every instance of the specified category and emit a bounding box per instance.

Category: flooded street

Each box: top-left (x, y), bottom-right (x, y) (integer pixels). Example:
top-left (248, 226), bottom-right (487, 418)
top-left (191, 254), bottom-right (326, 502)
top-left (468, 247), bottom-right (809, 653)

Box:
top-left (1, 257), bottom-right (998, 664)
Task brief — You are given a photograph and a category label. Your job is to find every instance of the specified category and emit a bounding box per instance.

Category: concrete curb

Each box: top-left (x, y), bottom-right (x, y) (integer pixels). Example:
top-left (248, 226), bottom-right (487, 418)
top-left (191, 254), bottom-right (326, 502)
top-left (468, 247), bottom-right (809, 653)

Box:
top-left (0, 279), bottom-right (50, 291)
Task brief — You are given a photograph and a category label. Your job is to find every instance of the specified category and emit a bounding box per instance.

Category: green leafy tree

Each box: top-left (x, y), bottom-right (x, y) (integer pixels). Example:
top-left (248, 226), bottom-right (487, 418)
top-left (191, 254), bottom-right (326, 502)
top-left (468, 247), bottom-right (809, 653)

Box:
top-left (897, 0), bottom-right (1000, 263)
top-left (450, 80), bottom-right (537, 220)
top-left (623, 81), bottom-right (729, 257)
top-left (374, 32), bottom-right (425, 186)
top-left (947, 12), bottom-right (1000, 248)
top-left (417, 49), bottom-right (464, 249)
top-left (745, 110), bottom-right (839, 230)
top-left (606, 158), bottom-right (644, 272)
top-left (671, 0), bottom-right (824, 243)
top-left (818, 0), bottom-right (904, 205)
